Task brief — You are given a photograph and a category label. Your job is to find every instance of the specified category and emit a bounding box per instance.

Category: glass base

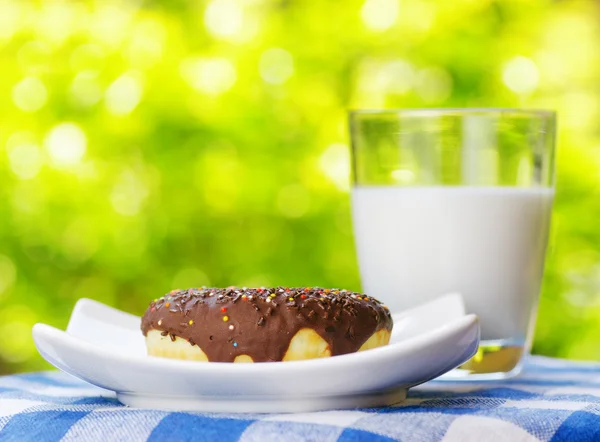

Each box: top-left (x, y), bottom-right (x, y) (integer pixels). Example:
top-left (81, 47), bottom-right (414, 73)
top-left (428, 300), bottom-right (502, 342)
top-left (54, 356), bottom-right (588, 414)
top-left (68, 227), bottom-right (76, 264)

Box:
top-left (439, 339), bottom-right (526, 381)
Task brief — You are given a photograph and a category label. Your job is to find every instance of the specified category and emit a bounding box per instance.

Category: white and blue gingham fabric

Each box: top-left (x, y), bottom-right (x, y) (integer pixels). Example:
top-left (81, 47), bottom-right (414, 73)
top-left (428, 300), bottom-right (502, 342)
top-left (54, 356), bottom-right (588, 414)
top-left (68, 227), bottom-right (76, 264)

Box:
top-left (0, 356), bottom-right (599, 441)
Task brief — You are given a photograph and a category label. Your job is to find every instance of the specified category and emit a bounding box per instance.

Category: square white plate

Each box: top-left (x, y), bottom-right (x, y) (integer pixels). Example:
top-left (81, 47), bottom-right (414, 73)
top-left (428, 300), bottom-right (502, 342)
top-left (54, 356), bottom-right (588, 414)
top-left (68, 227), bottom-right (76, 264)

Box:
top-left (32, 294), bottom-right (479, 413)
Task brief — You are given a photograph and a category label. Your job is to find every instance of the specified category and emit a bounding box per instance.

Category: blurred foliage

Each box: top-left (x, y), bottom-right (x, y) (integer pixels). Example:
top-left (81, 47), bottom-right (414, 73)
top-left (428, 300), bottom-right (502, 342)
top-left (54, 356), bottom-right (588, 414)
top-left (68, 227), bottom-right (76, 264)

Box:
top-left (0, 0), bottom-right (600, 373)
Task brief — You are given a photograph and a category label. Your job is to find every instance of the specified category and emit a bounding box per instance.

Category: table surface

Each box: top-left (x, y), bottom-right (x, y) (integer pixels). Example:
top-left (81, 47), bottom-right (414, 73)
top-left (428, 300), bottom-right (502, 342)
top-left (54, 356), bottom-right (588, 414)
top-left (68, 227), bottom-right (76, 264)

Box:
top-left (0, 356), bottom-right (599, 442)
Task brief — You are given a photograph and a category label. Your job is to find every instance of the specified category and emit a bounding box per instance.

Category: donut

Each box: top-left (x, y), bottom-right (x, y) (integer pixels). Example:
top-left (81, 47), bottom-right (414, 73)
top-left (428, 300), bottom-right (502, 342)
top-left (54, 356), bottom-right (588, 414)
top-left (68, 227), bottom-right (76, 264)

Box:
top-left (140, 287), bottom-right (393, 363)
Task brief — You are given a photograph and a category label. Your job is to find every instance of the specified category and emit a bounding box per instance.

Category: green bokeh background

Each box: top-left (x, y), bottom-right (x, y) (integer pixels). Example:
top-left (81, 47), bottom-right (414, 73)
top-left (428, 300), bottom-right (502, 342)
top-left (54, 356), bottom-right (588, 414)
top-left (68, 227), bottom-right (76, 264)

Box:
top-left (1, 0), bottom-right (599, 373)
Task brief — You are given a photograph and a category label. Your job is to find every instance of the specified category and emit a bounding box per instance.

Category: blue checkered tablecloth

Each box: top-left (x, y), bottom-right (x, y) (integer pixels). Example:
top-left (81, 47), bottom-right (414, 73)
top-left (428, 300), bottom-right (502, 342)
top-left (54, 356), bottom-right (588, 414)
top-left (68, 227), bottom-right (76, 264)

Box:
top-left (0, 356), bottom-right (599, 441)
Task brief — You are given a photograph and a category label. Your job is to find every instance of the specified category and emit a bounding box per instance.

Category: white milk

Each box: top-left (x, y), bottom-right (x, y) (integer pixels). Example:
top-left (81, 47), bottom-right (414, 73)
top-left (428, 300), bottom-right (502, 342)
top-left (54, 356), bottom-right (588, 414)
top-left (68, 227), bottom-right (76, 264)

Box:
top-left (351, 186), bottom-right (554, 342)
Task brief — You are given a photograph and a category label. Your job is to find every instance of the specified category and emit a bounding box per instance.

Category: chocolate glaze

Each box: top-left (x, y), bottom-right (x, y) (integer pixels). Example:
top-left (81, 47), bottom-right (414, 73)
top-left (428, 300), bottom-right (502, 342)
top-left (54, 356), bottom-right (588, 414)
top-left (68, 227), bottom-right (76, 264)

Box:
top-left (140, 287), bottom-right (393, 363)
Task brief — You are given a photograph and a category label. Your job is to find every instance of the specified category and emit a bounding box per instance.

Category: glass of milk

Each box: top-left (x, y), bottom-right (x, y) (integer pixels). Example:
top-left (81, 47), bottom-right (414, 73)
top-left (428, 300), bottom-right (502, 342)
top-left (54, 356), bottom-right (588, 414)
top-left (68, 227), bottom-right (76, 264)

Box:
top-left (350, 109), bottom-right (556, 379)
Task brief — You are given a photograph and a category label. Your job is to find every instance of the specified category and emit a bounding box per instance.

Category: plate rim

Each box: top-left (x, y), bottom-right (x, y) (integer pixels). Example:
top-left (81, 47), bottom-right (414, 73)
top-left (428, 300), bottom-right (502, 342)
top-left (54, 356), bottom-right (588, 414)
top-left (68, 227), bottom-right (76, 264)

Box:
top-left (33, 312), bottom-right (479, 374)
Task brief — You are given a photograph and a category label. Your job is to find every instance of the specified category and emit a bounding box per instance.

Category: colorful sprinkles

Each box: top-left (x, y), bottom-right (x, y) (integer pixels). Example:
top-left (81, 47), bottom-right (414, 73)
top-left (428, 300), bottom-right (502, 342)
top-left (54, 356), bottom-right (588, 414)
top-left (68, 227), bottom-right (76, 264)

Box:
top-left (144, 286), bottom-right (392, 361)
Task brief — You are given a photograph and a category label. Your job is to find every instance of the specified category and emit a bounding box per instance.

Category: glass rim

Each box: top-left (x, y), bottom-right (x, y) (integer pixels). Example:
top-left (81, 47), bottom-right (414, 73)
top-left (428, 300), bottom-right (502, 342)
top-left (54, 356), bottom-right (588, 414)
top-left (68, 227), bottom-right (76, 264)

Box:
top-left (349, 108), bottom-right (556, 118)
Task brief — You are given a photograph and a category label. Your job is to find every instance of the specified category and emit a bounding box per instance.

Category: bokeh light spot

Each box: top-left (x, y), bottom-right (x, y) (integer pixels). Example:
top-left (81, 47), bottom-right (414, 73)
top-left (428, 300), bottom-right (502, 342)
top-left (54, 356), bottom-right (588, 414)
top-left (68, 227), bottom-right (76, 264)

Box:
top-left (277, 184), bottom-right (310, 218)
top-left (319, 143), bottom-right (350, 192)
top-left (502, 56), bottom-right (539, 95)
top-left (110, 170), bottom-right (149, 216)
top-left (128, 19), bottom-right (165, 68)
top-left (70, 71), bottom-right (103, 108)
top-left (35, 2), bottom-right (81, 45)
top-left (360, 0), bottom-right (399, 32)
top-left (90, 5), bottom-right (133, 49)
top-left (355, 59), bottom-right (415, 106)
top-left (380, 60), bottom-right (415, 94)
top-left (44, 123), bottom-right (87, 168)
top-left (105, 73), bottom-right (144, 116)
top-left (259, 48), bottom-right (294, 85)
top-left (0, 2), bottom-right (21, 41)
top-left (7, 142), bottom-right (43, 180)
top-left (415, 67), bottom-right (453, 103)
top-left (391, 169), bottom-right (415, 185)
top-left (180, 57), bottom-right (237, 95)
top-left (17, 41), bottom-right (51, 73)
top-left (12, 77), bottom-right (48, 112)
top-left (70, 44), bottom-right (105, 72)
top-left (204, 0), bottom-right (243, 38)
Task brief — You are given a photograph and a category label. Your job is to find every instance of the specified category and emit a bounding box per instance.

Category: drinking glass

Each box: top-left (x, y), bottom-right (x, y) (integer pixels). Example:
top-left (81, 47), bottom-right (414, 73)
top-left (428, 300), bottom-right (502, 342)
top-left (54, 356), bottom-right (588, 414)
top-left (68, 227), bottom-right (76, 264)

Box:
top-left (349, 109), bottom-right (556, 379)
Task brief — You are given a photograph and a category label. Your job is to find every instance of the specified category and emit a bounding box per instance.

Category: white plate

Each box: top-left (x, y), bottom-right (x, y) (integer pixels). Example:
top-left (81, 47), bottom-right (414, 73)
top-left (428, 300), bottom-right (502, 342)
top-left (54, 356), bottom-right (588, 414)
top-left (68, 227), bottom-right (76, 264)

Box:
top-left (32, 294), bottom-right (479, 413)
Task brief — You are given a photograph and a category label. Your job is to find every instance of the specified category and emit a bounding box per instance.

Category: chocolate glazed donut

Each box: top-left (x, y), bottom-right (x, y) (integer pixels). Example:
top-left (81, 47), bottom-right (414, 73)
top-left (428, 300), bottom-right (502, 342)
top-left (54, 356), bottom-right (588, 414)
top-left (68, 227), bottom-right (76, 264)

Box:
top-left (141, 287), bottom-right (393, 363)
